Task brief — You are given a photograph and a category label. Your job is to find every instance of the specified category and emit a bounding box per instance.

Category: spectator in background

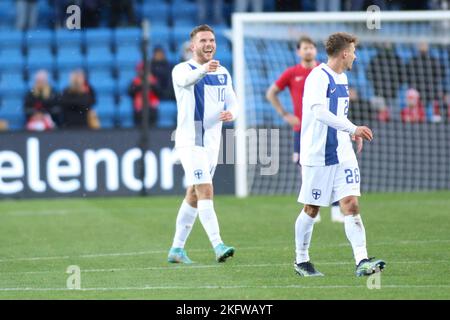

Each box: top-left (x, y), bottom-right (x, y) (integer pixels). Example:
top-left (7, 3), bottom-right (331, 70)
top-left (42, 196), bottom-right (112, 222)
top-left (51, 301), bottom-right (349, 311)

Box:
top-left (406, 42), bottom-right (445, 122)
top-left (82, 0), bottom-right (102, 28)
top-left (347, 87), bottom-right (375, 124)
top-left (128, 61), bottom-right (161, 127)
top-left (150, 46), bottom-right (174, 100)
top-left (401, 88), bottom-right (426, 123)
top-left (179, 41), bottom-right (193, 62)
top-left (59, 70), bottom-right (99, 129)
top-left (234, 0), bottom-right (264, 12)
top-left (366, 43), bottom-right (405, 119)
top-left (108, 0), bottom-right (136, 28)
top-left (16, 0), bottom-right (38, 30)
top-left (316, 0), bottom-right (341, 11)
top-left (24, 70), bottom-right (59, 131)
top-left (197, 0), bottom-right (224, 25)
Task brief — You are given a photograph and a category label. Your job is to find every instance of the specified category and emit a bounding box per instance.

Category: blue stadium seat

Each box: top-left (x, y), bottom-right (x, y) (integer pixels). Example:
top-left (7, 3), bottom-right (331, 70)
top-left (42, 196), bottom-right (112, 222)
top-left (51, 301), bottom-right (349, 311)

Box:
top-left (171, 1), bottom-right (197, 18)
top-left (26, 47), bottom-right (54, 74)
top-left (55, 29), bottom-right (83, 49)
top-left (150, 26), bottom-right (171, 49)
top-left (118, 69), bottom-right (135, 94)
top-left (89, 73), bottom-right (116, 94)
top-left (116, 45), bottom-right (141, 69)
top-left (95, 95), bottom-right (116, 128)
top-left (118, 98), bottom-right (134, 128)
top-left (25, 30), bottom-right (54, 49)
top-left (85, 28), bottom-right (113, 48)
top-left (157, 100), bottom-right (177, 128)
top-left (0, 97), bottom-right (25, 130)
top-left (0, 2), bottom-right (15, 30)
top-left (86, 47), bottom-right (114, 70)
top-left (172, 26), bottom-right (193, 50)
top-left (142, 2), bottom-right (169, 25)
top-left (114, 28), bottom-right (141, 48)
top-left (56, 47), bottom-right (85, 71)
top-left (0, 73), bottom-right (26, 98)
top-left (0, 48), bottom-right (25, 71)
top-left (0, 31), bottom-right (23, 49)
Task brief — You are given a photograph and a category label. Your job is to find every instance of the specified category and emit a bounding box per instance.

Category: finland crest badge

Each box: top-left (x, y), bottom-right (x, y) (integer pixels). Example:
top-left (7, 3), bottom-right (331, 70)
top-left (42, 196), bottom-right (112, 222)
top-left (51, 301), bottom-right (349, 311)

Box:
top-left (218, 74), bottom-right (225, 85)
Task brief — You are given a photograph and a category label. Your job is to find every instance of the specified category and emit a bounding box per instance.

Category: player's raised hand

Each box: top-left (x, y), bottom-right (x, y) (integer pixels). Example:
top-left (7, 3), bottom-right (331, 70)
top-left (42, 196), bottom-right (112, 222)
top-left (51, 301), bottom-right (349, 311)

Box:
top-left (203, 60), bottom-right (220, 73)
top-left (283, 113), bottom-right (301, 128)
top-left (219, 111), bottom-right (233, 122)
top-left (354, 126), bottom-right (373, 141)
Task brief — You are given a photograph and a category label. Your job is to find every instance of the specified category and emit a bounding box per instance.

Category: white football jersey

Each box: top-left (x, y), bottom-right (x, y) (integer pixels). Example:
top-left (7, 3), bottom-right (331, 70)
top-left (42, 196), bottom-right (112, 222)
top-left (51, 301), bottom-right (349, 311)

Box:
top-left (300, 63), bottom-right (356, 166)
top-left (172, 59), bottom-right (238, 150)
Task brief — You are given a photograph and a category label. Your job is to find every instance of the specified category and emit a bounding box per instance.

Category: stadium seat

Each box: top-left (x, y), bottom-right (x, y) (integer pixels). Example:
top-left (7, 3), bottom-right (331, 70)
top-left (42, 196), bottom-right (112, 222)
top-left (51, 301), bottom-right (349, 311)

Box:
top-left (25, 30), bottom-right (53, 49)
top-left (0, 48), bottom-right (25, 71)
top-left (0, 31), bottom-right (23, 49)
top-left (56, 47), bottom-right (85, 71)
top-left (0, 97), bottom-right (25, 130)
top-left (114, 28), bottom-right (141, 48)
top-left (26, 47), bottom-right (54, 75)
top-left (116, 45), bottom-right (141, 69)
top-left (55, 29), bottom-right (83, 50)
top-left (157, 100), bottom-right (177, 128)
top-left (150, 26), bottom-right (171, 49)
top-left (85, 28), bottom-right (113, 48)
top-left (118, 98), bottom-right (134, 128)
top-left (89, 73), bottom-right (116, 94)
top-left (117, 69), bottom-right (135, 94)
top-left (86, 46), bottom-right (114, 70)
top-left (95, 95), bottom-right (116, 128)
top-left (0, 73), bottom-right (26, 98)
top-left (141, 2), bottom-right (169, 25)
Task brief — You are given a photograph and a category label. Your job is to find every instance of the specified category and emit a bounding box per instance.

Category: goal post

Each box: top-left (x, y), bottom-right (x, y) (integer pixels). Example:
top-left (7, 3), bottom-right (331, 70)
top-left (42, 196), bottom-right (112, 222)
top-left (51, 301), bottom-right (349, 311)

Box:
top-left (232, 10), bottom-right (450, 198)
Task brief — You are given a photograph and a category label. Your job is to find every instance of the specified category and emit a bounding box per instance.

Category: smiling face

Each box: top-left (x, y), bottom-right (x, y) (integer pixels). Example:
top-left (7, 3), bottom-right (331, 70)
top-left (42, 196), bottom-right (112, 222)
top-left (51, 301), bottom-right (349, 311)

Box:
top-left (191, 31), bottom-right (216, 64)
top-left (342, 42), bottom-right (356, 71)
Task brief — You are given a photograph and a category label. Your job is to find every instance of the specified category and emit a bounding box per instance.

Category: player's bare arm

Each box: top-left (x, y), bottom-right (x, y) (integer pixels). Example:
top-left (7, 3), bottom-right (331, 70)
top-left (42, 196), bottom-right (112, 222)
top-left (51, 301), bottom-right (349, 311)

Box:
top-left (265, 83), bottom-right (300, 127)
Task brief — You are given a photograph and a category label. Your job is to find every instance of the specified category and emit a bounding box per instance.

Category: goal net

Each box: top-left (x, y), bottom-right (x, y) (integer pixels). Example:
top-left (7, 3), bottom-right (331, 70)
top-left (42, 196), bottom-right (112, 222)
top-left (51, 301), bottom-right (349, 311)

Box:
top-left (232, 11), bottom-right (450, 197)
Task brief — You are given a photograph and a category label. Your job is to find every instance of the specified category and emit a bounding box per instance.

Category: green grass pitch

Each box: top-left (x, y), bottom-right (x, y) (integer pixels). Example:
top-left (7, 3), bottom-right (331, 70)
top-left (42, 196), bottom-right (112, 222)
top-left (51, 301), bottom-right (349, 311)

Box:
top-left (0, 191), bottom-right (449, 299)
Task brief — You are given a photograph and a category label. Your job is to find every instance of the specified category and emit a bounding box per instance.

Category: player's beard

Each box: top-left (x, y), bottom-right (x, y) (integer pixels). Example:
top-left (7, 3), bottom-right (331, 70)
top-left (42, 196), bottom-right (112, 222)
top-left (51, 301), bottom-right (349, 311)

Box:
top-left (197, 47), bottom-right (215, 63)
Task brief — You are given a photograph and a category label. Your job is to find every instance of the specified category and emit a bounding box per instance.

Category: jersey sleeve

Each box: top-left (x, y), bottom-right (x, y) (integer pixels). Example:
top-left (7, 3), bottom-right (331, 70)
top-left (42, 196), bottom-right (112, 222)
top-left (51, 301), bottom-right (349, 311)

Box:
top-left (224, 69), bottom-right (239, 120)
top-left (274, 67), bottom-right (292, 91)
top-left (303, 70), bottom-right (329, 110)
top-left (172, 63), bottom-right (207, 88)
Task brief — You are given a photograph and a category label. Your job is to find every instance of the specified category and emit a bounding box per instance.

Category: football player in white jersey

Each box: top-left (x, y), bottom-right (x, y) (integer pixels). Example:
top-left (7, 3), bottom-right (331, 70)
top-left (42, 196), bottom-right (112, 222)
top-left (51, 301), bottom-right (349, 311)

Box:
top-left (168, 25), bottom-right (238, 264)
top-left (294, 32), bottom-right (386, 277)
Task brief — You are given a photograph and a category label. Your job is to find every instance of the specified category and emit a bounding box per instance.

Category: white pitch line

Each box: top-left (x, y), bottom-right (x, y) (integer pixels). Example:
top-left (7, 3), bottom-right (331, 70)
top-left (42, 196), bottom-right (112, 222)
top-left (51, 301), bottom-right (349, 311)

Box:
top-left (0, 284), bottom-right (449, 292)
top-left (0, 239), bottom-right (449, 263)
top-left (2, 260), bottom-right (449, 276)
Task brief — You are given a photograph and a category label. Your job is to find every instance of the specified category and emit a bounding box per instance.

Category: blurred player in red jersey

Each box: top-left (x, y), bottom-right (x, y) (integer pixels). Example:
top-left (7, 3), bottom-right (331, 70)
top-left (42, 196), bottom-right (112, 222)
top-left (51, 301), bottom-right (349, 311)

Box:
top-left (266, 36), bottom-right (345, 223)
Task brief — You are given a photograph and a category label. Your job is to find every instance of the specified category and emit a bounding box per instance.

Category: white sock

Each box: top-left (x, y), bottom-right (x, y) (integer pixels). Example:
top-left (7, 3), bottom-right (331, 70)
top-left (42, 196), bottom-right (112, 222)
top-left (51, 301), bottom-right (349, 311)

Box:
top-left (295, 210), bottom-right (316, 264)
top-left (172, 200), bottom-right (198, 248)
top-left (344, 214), bottom-right (368, 265)
top-left (197, 199), bottom-right (223, 248)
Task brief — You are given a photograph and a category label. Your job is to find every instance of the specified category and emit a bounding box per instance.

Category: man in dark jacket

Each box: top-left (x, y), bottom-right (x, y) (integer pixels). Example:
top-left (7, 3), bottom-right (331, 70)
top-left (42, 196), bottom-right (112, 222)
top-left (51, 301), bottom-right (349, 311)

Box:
top-left (406, 42), bottom-right (445, 118)
top-left (366, 43), bottom-right (406, 119)
top-left (150, 46), bottom-right (174, 100)
top-left (59, 70), bottom-right (98, 129)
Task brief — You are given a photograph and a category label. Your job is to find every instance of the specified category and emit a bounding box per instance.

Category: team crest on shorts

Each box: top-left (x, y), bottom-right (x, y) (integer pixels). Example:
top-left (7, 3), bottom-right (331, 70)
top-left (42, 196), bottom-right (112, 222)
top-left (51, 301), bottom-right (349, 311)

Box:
top-left (312, 189), bottom-right (321, 200)
top-left (194, 169), bottom-right (203, 180)
top-left (218, 74), bottom-right (225, 84)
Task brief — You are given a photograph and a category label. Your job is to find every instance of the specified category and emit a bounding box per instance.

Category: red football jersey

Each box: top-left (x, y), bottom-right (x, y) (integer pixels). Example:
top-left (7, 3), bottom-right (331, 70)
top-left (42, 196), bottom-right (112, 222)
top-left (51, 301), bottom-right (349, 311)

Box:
top-left (275, 62), bottom-right (318, 132)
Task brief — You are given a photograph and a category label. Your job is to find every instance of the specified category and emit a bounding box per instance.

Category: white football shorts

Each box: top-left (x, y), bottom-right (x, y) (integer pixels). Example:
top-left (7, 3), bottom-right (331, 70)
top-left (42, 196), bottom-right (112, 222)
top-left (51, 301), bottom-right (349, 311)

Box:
top-left (176, 146), bottom-right (219, 186)
top-left (298, 159), bottom-right (361, 207)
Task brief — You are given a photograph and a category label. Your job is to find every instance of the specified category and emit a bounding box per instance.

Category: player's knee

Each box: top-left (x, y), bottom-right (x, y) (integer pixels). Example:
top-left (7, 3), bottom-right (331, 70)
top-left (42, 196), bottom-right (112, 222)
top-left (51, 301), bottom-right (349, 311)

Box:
top-left (185, 186), bottom-right (197, 207)
top-left (340, 197), bottom-right (359, 215)
top-left (304, 205), bottom-right (320, 217)
top-left (195, 183), bottom-right (214, 200)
